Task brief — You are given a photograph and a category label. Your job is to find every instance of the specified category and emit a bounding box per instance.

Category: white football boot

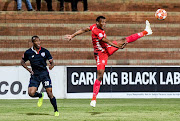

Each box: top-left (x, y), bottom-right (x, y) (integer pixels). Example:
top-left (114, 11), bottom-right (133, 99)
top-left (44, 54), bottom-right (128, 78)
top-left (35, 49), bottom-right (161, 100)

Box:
top-left (145, 20), bottom-right (153, 35)
top-left (90, 100), bottom-right (96, 107)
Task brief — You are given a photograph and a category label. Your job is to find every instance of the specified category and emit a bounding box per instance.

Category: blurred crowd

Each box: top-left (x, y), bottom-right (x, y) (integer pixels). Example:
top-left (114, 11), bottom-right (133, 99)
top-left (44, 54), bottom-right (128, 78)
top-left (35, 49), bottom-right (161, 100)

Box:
top-left (17, 0), bottom-right (88, 11)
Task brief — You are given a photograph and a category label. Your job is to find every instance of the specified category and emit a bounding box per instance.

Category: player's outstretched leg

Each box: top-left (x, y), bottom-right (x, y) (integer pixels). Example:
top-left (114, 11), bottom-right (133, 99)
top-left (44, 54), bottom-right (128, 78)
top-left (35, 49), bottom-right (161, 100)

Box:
top-left (37, 92), bottom-right (44, 107)
top-left (108, 20), bottom-right (153, 55)
top-left (125, 20), bottom-right (153, 43)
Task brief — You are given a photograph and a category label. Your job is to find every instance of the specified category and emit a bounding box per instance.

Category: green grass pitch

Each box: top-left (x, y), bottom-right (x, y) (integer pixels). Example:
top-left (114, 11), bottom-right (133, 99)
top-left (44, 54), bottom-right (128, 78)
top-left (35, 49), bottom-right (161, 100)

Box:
top-left (0, 99), bottom-right (180, 121)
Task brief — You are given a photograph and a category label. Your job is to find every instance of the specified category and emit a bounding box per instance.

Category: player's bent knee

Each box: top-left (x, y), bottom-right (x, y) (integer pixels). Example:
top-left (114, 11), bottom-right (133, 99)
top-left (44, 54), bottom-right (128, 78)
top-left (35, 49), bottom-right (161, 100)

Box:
top-left (97, 73), bottom-right (103, 81)
top-left (97, 69), bottom-right (105, 81)
top-left (46, 88), bottom-right (54, 98)
top-left (47, 93), bottom-right (54, 99)
top-left (117, 38), bottom-right (126, 44)
top-left (117, 38), bottom-right (128, 49)
top-left (28, 91), bottom-right (35, 97)
top-left (97, 77), bottom-right (103, 81)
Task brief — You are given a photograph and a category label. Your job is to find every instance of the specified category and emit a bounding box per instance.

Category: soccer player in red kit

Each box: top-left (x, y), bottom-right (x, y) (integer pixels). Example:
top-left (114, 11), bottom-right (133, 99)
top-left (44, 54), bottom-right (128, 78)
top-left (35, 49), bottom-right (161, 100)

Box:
top-left (65, 16), bottom-right (152, 107)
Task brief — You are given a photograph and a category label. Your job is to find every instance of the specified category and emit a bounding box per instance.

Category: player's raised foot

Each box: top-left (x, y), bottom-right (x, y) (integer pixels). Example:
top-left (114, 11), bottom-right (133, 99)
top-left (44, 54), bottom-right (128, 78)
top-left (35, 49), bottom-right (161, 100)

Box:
top-left (90, 100), bottom-right (96, 107)
top-left (37, 92), bottom-right (44, 107)
top-left (54, 111), bottom-right (59, 116)
top-left (144, 20), bottom-right (153, 35)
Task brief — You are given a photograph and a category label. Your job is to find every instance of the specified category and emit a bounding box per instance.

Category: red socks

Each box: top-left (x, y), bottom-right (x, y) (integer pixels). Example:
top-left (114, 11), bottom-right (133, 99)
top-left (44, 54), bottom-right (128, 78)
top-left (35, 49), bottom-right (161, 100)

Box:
top-left (92, 79), bottom-right (101, 100)
top-left (126, 31), bottom-right (148, 43)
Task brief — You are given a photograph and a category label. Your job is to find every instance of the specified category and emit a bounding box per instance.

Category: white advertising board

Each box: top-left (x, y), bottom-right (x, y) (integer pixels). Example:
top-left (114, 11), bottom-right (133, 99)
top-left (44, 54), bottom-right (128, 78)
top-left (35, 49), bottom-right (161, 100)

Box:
top-left (1, 66), bottom-right (180, 99)
top-left (0, 66), bottom-right (65, 99)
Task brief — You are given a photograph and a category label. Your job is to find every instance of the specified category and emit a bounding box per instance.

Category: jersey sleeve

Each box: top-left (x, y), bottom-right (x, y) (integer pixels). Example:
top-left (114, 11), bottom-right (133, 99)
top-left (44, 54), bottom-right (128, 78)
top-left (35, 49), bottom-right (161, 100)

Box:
top-left (22, 51), bottom-right (29, 62)
top-left (46, 49), bottom-right (53, 60)
top-left (89, 24), bottom-right (94, 31)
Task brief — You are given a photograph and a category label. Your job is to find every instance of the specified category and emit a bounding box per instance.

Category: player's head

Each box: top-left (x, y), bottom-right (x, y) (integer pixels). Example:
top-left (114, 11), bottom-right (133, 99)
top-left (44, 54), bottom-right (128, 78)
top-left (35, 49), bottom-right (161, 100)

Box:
top-left (96, 16), bottom-right (106, 30)
top-left (31, 35), bottom-right (41, 49)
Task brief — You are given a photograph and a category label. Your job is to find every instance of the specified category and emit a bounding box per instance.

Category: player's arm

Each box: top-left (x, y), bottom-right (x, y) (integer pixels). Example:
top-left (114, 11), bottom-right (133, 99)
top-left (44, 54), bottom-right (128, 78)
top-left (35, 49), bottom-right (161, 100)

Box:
top-left (48, 59), bottom-right (54, 70)
top-left (101, 38), bottom-right (121, 48)
top-left (65, 27), bottom-right (90, 41)
top-left (46, 49), bottom-right (54, 70)
top-left (20, 59), bottom-right (34, 75)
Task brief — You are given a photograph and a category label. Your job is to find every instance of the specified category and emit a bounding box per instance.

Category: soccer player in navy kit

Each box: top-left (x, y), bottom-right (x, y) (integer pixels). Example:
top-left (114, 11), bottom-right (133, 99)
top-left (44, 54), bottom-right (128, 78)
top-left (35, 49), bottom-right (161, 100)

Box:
top-left (21, 36), bottom-right (59, 116)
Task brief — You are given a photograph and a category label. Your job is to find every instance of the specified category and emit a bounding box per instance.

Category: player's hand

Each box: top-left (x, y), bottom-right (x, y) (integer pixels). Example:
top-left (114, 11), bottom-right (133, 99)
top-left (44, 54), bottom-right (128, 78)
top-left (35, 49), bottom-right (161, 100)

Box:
top-left (30, 70), bottom-right (34, 75)
top-left (49, 64), bottom-right (54, 70)
top-left (64, 35), bottom-right (73, 41)
top-left (120, 42), bottom-right (127, 49)
top-left (27, 68), bottom-right (34, 75)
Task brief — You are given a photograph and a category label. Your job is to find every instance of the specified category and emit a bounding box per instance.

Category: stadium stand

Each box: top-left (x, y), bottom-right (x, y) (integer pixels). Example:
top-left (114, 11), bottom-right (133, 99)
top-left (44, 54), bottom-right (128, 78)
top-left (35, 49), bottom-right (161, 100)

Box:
top-left (0, 0), bottom-right (180, 65)
top-left (1, 0), bottom-right (180, 11)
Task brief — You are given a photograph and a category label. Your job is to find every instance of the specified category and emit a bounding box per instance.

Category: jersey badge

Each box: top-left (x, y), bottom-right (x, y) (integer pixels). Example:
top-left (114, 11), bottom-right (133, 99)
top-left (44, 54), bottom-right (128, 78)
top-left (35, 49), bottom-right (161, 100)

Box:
top-left (99, 33), bottom-right (103, 38)
top-left (102, 60), bottom-right (105, 64)
top-left (41, 52), bottom-right (45, 57)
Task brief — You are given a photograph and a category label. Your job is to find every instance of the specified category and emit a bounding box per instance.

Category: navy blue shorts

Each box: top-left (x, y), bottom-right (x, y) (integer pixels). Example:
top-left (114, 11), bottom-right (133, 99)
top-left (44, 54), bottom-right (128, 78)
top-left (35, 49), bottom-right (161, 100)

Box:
top-left (29, 72), bottom-right (52, 88)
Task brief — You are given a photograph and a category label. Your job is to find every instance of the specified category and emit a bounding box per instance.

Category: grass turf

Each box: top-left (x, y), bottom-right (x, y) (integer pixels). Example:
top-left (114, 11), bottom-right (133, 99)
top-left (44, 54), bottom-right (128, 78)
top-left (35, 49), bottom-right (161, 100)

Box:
top-left (0, 99), bottom-right (180, 121)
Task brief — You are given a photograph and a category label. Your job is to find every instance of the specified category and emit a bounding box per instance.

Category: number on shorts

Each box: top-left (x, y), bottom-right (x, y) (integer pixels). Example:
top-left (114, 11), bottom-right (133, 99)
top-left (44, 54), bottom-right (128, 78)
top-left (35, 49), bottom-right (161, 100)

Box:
top-left (44, 81), bottom-right (49, 86)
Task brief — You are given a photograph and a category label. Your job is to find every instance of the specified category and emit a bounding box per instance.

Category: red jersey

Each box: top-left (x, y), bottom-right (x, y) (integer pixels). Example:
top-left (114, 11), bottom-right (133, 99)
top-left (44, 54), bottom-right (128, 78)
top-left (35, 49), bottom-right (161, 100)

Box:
top-left (89, 24), bottom-right (109, 53)
top-left (89, 24), bottom-right (119, 70)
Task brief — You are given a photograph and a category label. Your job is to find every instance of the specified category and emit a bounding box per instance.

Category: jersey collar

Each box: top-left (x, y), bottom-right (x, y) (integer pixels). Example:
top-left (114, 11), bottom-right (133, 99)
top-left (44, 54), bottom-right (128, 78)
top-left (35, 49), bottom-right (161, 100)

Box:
top-left (31, 46), bottom-right (41, 54)
top-left (96, 24), bottom-right (104, 30)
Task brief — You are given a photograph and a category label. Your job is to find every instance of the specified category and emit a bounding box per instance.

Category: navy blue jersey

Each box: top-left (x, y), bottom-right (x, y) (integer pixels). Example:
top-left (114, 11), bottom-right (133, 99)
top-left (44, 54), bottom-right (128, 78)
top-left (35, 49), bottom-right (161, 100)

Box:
top-left (22, 47), bottom-right (52, 75)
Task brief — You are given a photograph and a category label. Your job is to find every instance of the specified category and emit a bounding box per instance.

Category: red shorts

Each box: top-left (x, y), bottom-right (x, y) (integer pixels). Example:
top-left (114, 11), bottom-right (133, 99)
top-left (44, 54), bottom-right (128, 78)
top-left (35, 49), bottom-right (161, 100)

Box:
top-left (94, 41), bottom-right (119, 70)
top-left (94, 52), bottom-right (108, 70)
top-left (107, 41), bottom-right (119, 56)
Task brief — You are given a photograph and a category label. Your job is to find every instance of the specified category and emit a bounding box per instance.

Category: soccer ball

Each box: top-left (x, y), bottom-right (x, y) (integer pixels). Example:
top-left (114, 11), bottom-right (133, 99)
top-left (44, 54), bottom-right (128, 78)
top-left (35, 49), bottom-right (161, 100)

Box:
top-left (155, 9), bottom-right (167, 20)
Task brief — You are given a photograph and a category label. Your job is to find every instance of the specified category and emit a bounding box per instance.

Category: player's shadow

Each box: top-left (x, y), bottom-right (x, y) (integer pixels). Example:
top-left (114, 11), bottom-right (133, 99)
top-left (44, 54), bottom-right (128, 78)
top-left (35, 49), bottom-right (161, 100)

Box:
top-left (26, 113), bottom-right (50, 116)
top-left (88, 112), bottom-right (103, 115)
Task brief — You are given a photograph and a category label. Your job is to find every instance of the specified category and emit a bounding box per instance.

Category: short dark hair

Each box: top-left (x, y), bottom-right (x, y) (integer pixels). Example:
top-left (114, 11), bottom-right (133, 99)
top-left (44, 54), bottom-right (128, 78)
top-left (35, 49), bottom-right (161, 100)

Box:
top-left (31, 35), bottom-right (39, 42)
top-left (96, 16), bottom-right (106, 22)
